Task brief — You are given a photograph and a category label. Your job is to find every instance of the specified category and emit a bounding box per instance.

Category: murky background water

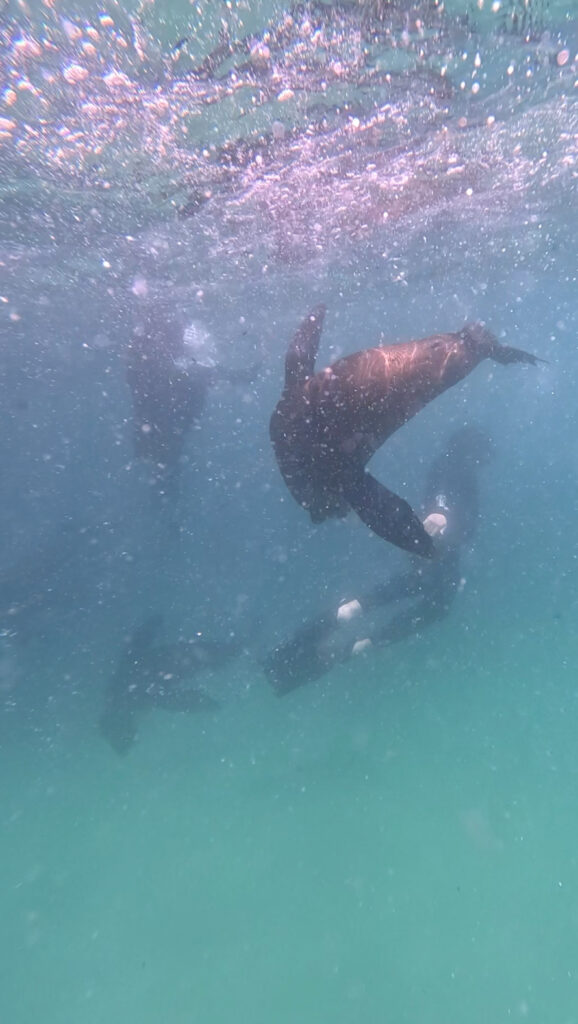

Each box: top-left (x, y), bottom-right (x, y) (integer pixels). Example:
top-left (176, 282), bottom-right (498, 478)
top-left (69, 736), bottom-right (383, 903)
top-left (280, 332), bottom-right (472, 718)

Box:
top-left (1, 1), bottom-right (577, 1021)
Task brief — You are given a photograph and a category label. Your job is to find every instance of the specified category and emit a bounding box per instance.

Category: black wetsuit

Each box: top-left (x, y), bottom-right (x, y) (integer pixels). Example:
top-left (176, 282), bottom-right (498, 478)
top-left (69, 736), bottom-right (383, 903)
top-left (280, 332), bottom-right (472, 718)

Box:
top-left (264, 427), bottom-right (492, 695)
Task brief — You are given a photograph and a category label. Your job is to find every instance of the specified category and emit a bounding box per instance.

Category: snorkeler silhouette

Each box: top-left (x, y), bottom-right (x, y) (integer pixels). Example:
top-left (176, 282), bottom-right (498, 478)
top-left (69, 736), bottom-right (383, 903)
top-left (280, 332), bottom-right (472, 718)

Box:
top-left (126, 303), bottom-right (258, 499)
top-left (264, 425), bottom-right (495, 694)
top-left (99, 614), bottom-right (239, 755)
top-left (270, 306), bottom-right (539, 558)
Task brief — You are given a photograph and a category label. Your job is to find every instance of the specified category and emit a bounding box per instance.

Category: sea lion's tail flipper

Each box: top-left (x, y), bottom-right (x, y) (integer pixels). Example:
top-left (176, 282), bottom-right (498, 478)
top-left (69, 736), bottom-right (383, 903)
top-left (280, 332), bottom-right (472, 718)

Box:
top-left (344, 471), bottom-right (434, 558)
top-left (284, 304), bottom-right (327, 391)
top-left (491, 344), bottom-right (541, 366)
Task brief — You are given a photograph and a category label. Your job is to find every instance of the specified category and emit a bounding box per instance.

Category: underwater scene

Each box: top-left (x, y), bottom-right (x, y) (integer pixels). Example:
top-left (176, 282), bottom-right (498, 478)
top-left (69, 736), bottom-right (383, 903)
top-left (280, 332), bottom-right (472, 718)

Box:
top-left (1, 0), bottom-right (577, 1020)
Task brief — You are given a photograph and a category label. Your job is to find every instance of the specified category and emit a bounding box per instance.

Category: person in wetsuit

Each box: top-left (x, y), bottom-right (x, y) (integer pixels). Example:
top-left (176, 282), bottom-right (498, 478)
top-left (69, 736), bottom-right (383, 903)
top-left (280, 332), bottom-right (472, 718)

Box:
top-left (126, 303), bottom-right (257, 499)
top-left (263, 425), bottom-right (495, 695)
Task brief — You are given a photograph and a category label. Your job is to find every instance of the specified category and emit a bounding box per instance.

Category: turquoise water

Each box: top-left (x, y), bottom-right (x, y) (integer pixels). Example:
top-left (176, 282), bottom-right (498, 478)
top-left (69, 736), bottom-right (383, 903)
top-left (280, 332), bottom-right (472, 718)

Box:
top-left (4, 602), bottom-right (578, 1022)
top-left (1, 1), bottom-right (578, 1021)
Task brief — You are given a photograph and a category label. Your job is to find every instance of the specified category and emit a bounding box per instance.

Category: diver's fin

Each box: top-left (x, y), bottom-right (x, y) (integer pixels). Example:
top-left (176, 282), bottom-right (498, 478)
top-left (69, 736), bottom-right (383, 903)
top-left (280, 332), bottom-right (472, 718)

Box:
top-left (263, 616), bottom-right (336, 695)
top-left (284, 304), bottom-right (326, 391)
top-left (343, 471), bottom-right (434, 558)
top-left (491, 343), bottom-right (541, 366)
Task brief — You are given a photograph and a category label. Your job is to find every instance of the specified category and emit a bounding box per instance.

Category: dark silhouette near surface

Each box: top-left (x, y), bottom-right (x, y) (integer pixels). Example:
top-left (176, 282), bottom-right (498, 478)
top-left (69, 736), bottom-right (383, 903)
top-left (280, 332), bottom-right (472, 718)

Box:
top-left (264, 426), bottom-right (494, 695)
top-left (99, 614), bottom-right (238, 755)
top-left (126, 305), bottom-right (258, 498)
top-left (270, 306), bottom-right (538, 558)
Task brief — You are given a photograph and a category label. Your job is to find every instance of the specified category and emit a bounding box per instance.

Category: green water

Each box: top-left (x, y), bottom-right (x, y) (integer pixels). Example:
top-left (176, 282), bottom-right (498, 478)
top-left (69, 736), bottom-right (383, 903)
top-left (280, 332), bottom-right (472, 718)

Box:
top-left (4, 602), bottom-right (577, 1023)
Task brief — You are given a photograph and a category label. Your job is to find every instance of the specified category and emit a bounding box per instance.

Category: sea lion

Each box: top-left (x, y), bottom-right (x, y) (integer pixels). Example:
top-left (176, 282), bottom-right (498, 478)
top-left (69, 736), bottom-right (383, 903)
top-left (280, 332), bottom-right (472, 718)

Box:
top-left (126, 303), bottom-right (260, 501)
top-left (270, 306), bottom-right (539, 558)
top-left (99, 615), bottom-right (238, 756)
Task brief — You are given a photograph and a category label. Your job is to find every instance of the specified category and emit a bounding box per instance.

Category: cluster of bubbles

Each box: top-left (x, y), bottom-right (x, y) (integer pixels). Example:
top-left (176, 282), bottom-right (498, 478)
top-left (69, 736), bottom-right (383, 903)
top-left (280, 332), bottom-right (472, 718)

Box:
top-left (178, 321), bottom-right (219, 370)
top-left (0, 1), bottom-right (576, 309)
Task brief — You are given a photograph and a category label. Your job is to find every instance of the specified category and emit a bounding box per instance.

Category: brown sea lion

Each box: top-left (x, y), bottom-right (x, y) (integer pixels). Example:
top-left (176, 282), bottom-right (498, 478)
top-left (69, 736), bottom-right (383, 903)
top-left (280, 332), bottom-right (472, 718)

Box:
top-left (270, 306), bottom-right (539, 558)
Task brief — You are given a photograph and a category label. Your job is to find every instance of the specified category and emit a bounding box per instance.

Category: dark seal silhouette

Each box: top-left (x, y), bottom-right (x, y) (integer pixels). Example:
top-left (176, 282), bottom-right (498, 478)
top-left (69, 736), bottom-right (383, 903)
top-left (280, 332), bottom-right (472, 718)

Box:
top-left (270, 306), bottom-right (539, 558)
top-left (126, 302), bottom-right (258, 501)
top-left (99, 615), bottom-right (238, 756)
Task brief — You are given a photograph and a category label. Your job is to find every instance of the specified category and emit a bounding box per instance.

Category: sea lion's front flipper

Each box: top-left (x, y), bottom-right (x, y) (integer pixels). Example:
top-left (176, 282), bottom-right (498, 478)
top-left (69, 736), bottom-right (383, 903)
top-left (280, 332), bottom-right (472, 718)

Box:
top-left (284, 304), bottom-right (326, 391)
top-left (343, 471), bottom-right (434, 558)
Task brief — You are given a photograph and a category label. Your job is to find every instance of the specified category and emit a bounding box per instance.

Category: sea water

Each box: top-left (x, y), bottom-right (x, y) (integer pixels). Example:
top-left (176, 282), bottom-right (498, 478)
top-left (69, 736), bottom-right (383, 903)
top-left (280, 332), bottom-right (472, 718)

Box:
top-left (1, 1), bottom-right (577, 1021)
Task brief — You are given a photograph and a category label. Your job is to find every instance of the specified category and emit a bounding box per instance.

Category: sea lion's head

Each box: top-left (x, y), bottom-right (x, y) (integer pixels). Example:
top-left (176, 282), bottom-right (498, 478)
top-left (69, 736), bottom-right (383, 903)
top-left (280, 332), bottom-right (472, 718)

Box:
top-left (459, 322), bottom-right (498, 357)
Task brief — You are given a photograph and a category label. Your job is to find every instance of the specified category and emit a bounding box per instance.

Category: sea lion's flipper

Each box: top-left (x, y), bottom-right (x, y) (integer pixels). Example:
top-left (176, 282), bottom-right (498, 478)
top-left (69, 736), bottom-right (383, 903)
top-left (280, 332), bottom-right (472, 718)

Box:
top-left (100, 616), bottom-right (163, 755)
top-left (284, 304), bottom-right (326, 390)
top-left (343, 471), bottom-right (434, 558)
top-left (491, 344), bottom-right (540, 366)
top-left (99, 701), bottom-right (140, 756)
top-left (461, 324), bottom-right (540, 366)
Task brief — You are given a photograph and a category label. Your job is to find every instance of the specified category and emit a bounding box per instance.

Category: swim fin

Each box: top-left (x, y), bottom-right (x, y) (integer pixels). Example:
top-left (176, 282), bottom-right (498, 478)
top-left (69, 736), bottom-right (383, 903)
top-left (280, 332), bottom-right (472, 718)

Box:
top-left (343, 471), bottom-right (434, 558)
top-left (263, 616), bottom-right (338, 695)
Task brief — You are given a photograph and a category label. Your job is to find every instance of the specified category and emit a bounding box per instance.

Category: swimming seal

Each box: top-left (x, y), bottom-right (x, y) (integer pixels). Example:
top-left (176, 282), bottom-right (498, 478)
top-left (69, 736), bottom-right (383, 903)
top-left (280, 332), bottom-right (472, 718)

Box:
top-left (270, 306), bottom-right (539, 558)
top-left (98, 615), bottom-right (239, 756)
